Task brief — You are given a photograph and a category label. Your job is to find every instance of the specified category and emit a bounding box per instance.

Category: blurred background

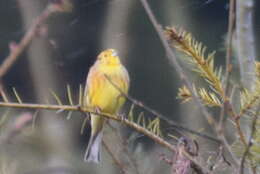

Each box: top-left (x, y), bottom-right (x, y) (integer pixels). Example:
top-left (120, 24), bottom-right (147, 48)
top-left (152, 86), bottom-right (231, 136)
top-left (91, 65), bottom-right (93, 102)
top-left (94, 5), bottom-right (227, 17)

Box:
top-left (0, 0), bottom-right (259, 173)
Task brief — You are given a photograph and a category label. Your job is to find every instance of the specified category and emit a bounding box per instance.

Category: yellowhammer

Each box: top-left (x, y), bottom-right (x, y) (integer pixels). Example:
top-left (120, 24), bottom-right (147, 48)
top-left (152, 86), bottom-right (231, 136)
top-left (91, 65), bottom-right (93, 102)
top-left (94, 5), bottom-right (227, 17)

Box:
top-left (83, 49), bottom-right (130, 163)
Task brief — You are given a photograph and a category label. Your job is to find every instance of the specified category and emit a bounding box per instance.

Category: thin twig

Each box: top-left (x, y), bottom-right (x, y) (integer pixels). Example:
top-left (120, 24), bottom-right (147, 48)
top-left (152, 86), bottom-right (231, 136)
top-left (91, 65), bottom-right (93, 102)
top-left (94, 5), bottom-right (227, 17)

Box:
top-left (0, 82), bottom-right (9, 102)
top-left (138, 0), bottom-right (218, 132)
top-left (239, 105), bottom-right (260, 174)
top-left (226, 102), bottom-right (247, 146)
top-left (0, 0), bottom-right (72, 78)
top-left (218, 0), bottom-right (236, 132)
top-left (0, 113), bottom-right (33, 144)
top-left (139, 0), bottom-right (217, 130)
top-left (0, 7), bottom-right (53, 78)
top-left (234, 117), bottom-right (247, 146)
top-left (102, 140), bottom-right (127, 174)
top-left (138, 0), bottom-right (239, 167)
top-left (104, 74), bottom-right (220, 144)
top-left (209, 146), bottom-right (231, 171)
top-left (0, 102), bottom-right (78, 111)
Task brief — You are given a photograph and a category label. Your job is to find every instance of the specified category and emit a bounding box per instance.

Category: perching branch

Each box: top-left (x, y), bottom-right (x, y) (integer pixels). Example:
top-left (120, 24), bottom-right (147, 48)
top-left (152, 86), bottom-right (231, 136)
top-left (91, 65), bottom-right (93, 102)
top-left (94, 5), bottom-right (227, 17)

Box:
top-left (104, 74), bottom-right (220, 143)
top-left (0, 101), bottom-right (175, 151)
top-left (0, 101), bottom-right (214, 173)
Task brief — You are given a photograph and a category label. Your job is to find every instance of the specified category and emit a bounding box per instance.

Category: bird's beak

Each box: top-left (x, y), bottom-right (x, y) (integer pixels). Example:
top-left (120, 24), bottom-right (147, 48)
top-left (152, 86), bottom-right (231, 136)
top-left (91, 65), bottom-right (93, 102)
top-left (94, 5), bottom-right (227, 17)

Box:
top-left (111, 50), bottom-right (118, 57)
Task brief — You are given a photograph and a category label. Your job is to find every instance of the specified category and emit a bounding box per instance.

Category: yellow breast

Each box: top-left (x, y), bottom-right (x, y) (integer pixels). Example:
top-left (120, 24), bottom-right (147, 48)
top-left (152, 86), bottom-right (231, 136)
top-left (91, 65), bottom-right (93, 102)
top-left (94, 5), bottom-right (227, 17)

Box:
top-left (85, 62), bottom-right (129, 114)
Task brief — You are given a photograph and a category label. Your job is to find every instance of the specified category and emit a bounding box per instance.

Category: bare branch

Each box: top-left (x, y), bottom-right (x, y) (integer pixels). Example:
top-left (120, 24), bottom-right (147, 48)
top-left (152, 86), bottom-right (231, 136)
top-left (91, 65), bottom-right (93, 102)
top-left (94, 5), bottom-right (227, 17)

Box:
top-left (0, 7), bottom-right (52, 78)
top-left (239, 105), bottom-right (260, 174)
top-left (218, 0), bottom-right (236, 132)
top-left (104, 74), bottom-right (220, 143)
top-left (0, 0), bottom-right (72, 79)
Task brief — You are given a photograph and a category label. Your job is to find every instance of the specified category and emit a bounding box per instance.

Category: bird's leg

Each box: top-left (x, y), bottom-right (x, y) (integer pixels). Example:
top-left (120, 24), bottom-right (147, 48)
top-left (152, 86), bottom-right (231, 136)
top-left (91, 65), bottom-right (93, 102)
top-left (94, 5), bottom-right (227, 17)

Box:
top-left (77, 104), bottom-right (83, 111)
top-left (93, 106), bottom-right (103, 119)
top-left (77, 104), bottom-right (90, 120)
top-left (94, 106), bottom-right (101, 114)
top-left (85, 112), bottom-right (90, 120)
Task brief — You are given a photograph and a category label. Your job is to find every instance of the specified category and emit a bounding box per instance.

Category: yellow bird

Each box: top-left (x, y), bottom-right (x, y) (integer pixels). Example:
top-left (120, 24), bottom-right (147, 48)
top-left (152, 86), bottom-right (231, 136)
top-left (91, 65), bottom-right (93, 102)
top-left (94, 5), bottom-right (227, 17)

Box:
top-left (83, 49), bottom-right (130, 163)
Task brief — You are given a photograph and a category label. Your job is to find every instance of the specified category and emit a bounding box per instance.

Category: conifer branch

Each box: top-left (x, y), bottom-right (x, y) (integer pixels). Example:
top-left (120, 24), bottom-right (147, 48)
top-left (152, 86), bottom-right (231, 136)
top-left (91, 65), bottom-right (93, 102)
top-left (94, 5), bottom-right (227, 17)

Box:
top-left (139, 0), bottom-right (241, 167)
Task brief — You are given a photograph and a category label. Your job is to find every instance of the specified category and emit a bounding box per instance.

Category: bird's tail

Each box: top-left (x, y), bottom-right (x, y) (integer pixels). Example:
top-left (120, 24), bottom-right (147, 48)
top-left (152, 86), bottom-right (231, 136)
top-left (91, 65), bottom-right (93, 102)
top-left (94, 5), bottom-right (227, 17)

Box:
top-left (84, 131), bottom-right (103, 163)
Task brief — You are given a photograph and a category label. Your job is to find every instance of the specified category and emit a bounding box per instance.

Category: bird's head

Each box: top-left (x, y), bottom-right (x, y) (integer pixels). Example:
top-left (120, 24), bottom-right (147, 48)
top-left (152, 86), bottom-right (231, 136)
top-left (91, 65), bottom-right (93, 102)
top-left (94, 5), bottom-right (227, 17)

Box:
top-left (97, 49), bottom-right (121, 66)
